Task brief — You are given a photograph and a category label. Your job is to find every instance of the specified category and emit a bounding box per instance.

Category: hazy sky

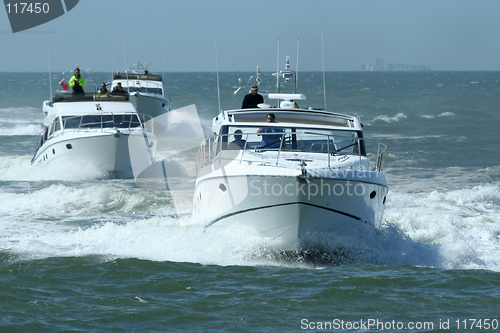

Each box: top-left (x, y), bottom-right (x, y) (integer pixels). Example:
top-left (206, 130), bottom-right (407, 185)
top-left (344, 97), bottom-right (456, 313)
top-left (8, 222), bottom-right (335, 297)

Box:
top-left (1, 0), bottom-right (499, 72)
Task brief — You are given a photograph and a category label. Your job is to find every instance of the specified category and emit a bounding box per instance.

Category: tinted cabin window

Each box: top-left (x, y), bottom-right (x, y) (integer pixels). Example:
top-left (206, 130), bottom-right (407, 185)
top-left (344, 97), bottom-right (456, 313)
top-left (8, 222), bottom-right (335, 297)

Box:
top-left (62, 114), bottom-right (141, 129)
top-left (54, 118), bottom-right (61, 132)
top-left (81, 115), bottom-right (103, 128)
top-left (223, 126), bottom-right (365, 155)
top-left (126, 87), bottom-right (162, 94)
top-left (63, 116), bottom-right (81, 129)
top-left (114, 114), bottom-right (141, 128)
top-left (101, 115), bottom-right (115, 128)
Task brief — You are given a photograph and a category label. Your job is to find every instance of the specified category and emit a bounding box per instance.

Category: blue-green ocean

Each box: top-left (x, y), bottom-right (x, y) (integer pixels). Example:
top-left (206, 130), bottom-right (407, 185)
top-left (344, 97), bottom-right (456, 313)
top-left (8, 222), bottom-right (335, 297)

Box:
top-left (1, 71), bottom-right (499, 332)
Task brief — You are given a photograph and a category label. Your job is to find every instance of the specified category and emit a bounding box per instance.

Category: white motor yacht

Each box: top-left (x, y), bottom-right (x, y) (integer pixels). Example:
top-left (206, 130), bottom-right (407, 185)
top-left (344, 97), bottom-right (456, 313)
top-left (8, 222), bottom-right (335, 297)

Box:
top-left (31, 92), bottom-right (156, 178)
top-left (110, 61), bottom-right (171, 119)
top-left (189, 58), bottom-right (388, 247)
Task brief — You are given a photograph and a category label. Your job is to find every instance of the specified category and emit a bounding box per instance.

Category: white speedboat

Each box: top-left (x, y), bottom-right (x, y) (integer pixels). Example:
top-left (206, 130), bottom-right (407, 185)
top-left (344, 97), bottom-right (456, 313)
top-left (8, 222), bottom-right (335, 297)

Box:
top-left (110, 61), bottom-right (171, 119)
top-left (31, 92), bottom-right (157, 178)
top-left (189, 58), bottom-right (388, 248)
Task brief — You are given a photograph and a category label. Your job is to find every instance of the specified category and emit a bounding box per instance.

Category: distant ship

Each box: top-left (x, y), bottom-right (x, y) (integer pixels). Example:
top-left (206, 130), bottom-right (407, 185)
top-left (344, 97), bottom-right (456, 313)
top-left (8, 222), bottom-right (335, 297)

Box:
top-left (360, 57), bottom-right (431, 71)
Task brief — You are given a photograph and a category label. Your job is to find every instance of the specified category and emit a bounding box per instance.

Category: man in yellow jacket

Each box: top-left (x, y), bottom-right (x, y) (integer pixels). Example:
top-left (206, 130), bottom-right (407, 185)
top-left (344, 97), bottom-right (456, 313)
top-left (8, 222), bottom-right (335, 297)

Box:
top-left (69, 68), bottom-right (86, 94)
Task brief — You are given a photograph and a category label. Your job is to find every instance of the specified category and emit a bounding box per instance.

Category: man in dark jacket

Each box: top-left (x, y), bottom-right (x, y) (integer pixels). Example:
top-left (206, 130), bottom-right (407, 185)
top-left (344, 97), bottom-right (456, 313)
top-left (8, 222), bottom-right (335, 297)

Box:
top-left (241, 85), bottom-right (264, 109)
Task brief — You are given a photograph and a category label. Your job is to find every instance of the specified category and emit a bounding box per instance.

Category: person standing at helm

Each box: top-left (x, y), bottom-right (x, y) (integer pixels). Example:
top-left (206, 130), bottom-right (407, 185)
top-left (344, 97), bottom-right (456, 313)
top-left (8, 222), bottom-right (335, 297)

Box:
top-left (69, 68), bottom-right (86, 94)
top-left (241, 85), bottom-right (264, 109)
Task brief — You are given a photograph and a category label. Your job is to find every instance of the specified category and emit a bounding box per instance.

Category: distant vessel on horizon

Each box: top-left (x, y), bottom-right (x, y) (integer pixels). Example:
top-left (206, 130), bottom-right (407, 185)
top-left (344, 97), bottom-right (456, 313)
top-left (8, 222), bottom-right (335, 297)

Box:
top-left (360, 57), bottom-right (431, 71)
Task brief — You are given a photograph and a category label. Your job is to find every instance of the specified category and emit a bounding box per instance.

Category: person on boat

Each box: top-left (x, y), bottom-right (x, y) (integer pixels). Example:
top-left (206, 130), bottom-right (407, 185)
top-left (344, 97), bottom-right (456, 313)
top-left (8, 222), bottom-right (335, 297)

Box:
top-left (69, 68), bottom-right (86, 94)
top-left (241, 85), bottom-right (264, 109)
top-left (112, 82), bottom-right (127, 94)
top-left (229, 129), bottom-right (247, 149)
top-left (257, 113), bottom-right (284, 149)
top-left (96, 83), bottom-right (109, 98)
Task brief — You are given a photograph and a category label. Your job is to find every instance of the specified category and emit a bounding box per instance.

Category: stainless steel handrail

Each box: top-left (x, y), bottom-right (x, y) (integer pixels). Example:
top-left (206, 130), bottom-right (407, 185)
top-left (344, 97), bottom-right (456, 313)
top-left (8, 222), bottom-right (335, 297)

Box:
top-left (58, 112), bottom-right (153, 133)
top-left (195, 132), bottom-right (387, 174)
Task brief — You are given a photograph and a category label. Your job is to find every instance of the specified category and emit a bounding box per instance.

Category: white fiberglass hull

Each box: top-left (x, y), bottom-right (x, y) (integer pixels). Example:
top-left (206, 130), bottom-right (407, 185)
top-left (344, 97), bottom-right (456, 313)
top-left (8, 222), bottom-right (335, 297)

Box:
top-left (32, 130), bottom-right (155, 178)
top-left (129, 93), bottom-right (171, 119)
top-left (191, 165), bottom-right (388, 245)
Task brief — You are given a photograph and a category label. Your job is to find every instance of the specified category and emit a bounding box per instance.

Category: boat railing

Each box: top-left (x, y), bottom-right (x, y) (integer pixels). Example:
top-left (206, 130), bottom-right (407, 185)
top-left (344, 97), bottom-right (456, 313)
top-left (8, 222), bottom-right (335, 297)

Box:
top-left (51, 92), bottom-right (130, 104)
top-left (42, 112), bottom-right (154, 142)
top-left (70, 113), bottom-right (153, 133)
top-left (196, 132), bottom-right (387, 174)
top-left (113, 73), bottom-right (163, 81)
top-left (119, 87), bottom-right (164, 95)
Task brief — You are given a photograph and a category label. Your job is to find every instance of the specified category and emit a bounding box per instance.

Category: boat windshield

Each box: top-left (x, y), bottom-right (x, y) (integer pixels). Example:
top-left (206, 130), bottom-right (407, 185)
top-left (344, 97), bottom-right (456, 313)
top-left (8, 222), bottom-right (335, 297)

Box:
top-left (62, 114), bottom-right (142, 129)
top-left (124, 87), bottom-right (163, 95)
top-left (221, 125), bottom-right (364, 155)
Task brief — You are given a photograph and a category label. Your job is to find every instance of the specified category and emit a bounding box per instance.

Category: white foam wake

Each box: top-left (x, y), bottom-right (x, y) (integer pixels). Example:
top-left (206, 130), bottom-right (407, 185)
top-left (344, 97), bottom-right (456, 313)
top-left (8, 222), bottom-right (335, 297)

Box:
top-left (1, 182), bottom-right (499, 271)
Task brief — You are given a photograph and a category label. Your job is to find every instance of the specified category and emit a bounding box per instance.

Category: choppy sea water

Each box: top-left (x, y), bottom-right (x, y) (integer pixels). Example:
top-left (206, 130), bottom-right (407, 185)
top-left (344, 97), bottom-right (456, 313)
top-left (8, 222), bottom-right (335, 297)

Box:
top-left (1, 71), bottom-right (499, 332)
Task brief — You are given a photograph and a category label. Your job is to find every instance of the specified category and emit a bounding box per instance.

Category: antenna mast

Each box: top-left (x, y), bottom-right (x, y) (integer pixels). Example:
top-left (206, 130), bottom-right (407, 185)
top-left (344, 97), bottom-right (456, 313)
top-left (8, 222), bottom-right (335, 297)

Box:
top-left (296, 39), bottom-right (299, 92)
top-left (122, 42), bottom-right (127, 70)
top-left (322, 30), bottom-right (327, 110)
top-left (47, 46), bottom-right (52, 98)
top-left (215, 35), bottom-right (221, 112)
top-left (122, 43), bottom-right (130, 93)
top-left (111, 44), bottom-right (114, 82)
top-left (276, 38), bottom-right (280, 95)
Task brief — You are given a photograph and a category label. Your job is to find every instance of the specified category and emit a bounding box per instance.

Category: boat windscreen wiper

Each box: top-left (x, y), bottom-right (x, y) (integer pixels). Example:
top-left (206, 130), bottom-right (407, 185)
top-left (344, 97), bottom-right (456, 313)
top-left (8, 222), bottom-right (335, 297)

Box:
top-left (336, 142), bottom-right (357, 152)
top-left (260, 139), bottom-right (283, 149)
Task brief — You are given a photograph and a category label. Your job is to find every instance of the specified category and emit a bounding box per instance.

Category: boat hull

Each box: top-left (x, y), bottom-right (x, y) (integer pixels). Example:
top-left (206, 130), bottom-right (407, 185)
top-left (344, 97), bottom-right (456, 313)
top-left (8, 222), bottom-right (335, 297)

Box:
top-left (31, 130), bottom-right (155, 178)
top-left (129, 93), bottom-right (171, 119)
top-left (191, 168), bottom-right (388, 245)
